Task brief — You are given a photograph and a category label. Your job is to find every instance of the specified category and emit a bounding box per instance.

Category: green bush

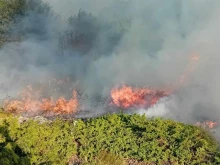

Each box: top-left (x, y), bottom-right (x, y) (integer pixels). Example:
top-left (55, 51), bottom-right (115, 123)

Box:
top-left (1, 112), bottom-right (220, 165)
top-left (0, 113), bottom-right (30, 165)
top-left (8, 119), bottom-right (77, 165)
top-left (73, 113), bottom-right (220, 164)
top-left (94, 150), bottom-right (126, 165)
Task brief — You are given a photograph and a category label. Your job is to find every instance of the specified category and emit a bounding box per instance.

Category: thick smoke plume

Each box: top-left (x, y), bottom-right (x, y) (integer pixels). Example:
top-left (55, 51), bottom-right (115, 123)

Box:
top-left (1, 0), bottom-right (220, 126)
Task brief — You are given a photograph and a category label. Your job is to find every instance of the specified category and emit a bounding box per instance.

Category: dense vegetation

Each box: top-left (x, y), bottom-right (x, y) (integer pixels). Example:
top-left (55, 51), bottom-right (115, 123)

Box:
top-left (0, 111), bottom-right (220, 165)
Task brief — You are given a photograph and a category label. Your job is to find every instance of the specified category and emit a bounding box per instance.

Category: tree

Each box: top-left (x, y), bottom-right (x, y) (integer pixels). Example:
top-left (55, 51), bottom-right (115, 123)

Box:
top-left (59, 9), bottom-right (131, 55)
top-left (0, 0), bottom-right (53, 47)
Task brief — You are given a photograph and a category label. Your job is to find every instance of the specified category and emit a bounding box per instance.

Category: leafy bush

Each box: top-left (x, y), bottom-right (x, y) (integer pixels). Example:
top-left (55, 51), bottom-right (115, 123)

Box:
top-left (73, 113), bottom-right (220, 164)
top-left (0, 112), bottom-right (77, 164)
top-left (0, 112), bottom-right (30, 165)
top-left (94, 150), bottom-right (126, 165)
top-left (1, 111), bottom-right (220, 165)
top-left (8, 119), bottom-right (77, 165)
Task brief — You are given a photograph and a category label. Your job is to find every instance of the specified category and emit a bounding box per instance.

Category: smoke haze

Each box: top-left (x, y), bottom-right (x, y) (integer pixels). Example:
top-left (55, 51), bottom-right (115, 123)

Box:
top-left (1, 0), bottom-right (220, 124)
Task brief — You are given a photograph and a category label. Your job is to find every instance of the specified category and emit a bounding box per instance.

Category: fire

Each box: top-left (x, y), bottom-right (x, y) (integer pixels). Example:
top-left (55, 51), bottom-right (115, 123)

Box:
top-left (110, 53), bottom-right (200, 109)
top-left (190, 54), bottom-right (200, 61)
top-left (196, 121), bottom-right (220, 129)
top-left (2, 53), bottom-right (201, 115)
top-left (173, 54), bottom-right (200, 91)
top-left (3, 85), bottom-right (78, 115)
top-left (111, 85), bottom-right (170, 109)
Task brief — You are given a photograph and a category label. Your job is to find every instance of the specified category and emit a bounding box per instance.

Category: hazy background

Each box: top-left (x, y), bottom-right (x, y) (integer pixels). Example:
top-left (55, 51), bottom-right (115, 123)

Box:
top-left (1, 0), bottom-right (220, 124)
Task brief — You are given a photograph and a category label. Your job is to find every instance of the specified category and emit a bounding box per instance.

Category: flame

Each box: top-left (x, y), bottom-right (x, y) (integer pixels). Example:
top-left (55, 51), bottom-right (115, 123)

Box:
top-left (111, 84), bottom-right (170, 109)
top-left (190, 54), bottom-right (200, 61)
top-left (3, 53), bottom-right (201, 115)
top-left (173, 53), bottom-right (200, 91)
top-left (110, 53), bottom-right (200, 109)
top-left (3, 85), bottom-right (78, 115)
top-left (196, 121), bottom-right (220, 129)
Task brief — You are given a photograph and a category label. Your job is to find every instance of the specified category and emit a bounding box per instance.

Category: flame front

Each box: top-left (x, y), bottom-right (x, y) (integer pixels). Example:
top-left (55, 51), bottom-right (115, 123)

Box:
top-left (110, 54), bottom-right (200, 109)
top-left (3, 85), bottom-right (78, 115)
top-left (2, 54), bottom-right (201, 115)
top-left (196, 121), bottom-right (220, 129)
top-left (111, 85), bottom-right (170, 109)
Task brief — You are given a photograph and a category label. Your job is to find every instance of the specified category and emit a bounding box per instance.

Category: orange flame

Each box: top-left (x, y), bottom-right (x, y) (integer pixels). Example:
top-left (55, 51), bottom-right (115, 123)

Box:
top-left (110, 54), bottom-right (200, 109)
top-left (3, 85), bottom-right (78, 115)
top-left (111, 85), bottom-right (170, 109)
top-left (196, 121), bottom-right (220, 129)
top-left (3, 53), bottom-right (201, 115)
top-left (172, 54), bottom-right (200, 91)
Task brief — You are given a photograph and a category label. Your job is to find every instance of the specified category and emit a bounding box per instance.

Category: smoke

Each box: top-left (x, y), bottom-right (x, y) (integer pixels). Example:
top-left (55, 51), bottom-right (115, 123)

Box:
top-left (1, 0), bottom-right (220, 124)
top-left (136, 97), bottom-right (171, 118)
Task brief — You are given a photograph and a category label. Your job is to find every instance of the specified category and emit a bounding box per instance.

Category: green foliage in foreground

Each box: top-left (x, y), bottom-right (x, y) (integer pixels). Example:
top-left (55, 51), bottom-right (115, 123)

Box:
top-left (1, 112), bottom-right (220, 165)
top-left (0, 112), bottom-right (30, 165)
top-left (74, 114), bottom-right (220, 165)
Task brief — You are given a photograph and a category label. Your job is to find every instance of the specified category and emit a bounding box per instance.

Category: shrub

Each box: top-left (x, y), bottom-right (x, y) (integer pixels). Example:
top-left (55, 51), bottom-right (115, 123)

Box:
top-left (8, 119), bottom-right (77, 165)
top-left (0, 113), bottom-right (30, 165)
top-left (1, 111), bottom-right (220, 164)
top-left (94, 150), bottom-right (126, 165)
top-left (73, 113), bottom-right (220, 164)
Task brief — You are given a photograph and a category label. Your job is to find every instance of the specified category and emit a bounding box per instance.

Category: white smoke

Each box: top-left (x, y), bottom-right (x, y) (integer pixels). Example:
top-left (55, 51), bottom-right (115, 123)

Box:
top-left (1, 0), bottom-right (220, 124)
top-left (136, 97), bottom-right (172, 118)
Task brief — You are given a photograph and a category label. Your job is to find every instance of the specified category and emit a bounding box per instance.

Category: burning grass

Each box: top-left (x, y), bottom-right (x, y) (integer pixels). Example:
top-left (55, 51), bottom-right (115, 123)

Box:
top-left (196, 120), bottom-right (220, 129)
top-left (3, 84), bottom-right (79, 116)
top-left (1, 54), bottom-right (200, 118)
top-left (110, 84), bottom-right (170, 109)
top-left (110, 54), bottom-right (200, 110)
